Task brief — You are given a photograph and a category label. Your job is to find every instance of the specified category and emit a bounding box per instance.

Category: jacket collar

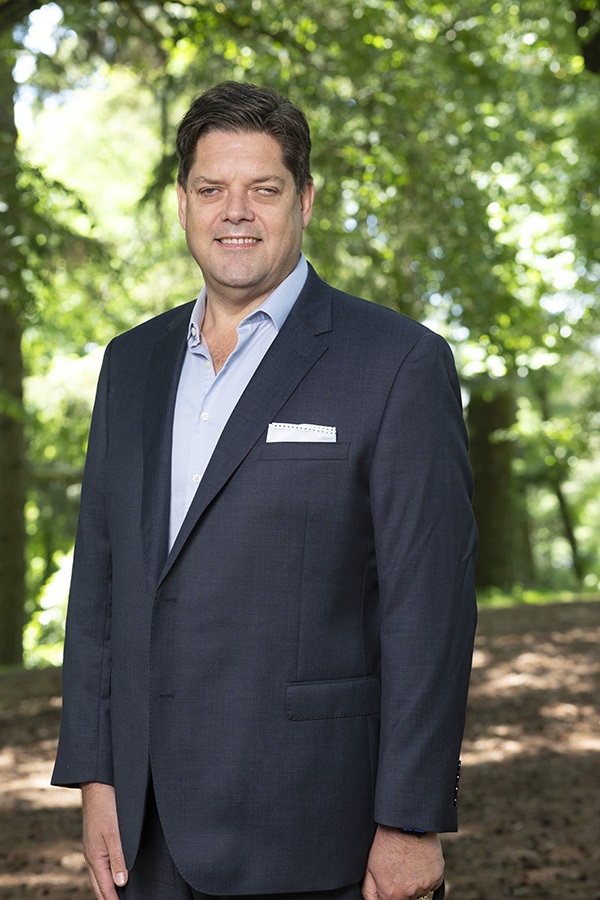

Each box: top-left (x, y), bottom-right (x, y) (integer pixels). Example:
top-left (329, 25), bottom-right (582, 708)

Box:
top-left (141, 264), bottom-right (332, 590)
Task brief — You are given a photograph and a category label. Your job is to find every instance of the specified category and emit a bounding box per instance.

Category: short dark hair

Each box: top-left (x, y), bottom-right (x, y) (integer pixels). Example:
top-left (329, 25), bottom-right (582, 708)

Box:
top-left (176, 81), bottom-right (312, 193)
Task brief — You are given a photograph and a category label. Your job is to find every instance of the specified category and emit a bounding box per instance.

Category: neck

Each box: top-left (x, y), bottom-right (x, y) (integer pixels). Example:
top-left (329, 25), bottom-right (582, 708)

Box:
top-left (202, 289), bottom-right (266, 334)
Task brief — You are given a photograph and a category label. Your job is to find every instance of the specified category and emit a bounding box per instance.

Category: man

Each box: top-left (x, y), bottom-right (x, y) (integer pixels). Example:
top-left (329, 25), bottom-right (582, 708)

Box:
top-left (52, 82), bottom-right (477, 900)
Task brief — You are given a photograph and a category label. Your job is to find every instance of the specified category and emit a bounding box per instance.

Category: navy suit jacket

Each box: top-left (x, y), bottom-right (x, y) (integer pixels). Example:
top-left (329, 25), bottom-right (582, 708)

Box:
top-left (52, 264), bottom-right (477, 894)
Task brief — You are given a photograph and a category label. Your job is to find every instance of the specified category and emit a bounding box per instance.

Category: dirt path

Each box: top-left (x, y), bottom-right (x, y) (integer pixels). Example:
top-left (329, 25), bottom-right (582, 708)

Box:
top-left (1, 601), bottom-right (598, 899)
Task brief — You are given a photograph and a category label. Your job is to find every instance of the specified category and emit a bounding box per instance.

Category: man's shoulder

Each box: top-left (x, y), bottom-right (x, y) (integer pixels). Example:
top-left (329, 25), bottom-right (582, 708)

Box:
top-left (328, 283), bottom-right (445, 356)
top-left (305, 265), bottom-right (437, 348)
top-left (332, 286), bottom-right (424, 328)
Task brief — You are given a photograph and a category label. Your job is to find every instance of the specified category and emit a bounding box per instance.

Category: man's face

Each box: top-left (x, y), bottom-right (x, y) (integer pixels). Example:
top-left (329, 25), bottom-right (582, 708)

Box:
top-left (177, 130), bottom-right (314, 310)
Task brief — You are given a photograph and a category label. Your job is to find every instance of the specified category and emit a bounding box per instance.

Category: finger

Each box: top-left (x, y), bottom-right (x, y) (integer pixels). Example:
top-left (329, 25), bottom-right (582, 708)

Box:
top-left (415, 887), bottom-right (442, 900)
top-left (87, 863), bottom-right (105, 900)
top-left (89, 855), bottom-right (121, 900)
top-left (361, 870), bottom-right (379, 900)
top-left (107, 837), bottom-right (128, 888)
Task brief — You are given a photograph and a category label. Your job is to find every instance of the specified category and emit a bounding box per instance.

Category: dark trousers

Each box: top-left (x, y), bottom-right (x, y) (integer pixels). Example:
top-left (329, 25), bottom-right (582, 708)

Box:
top-left (118, 784), bottom-right (363, 900)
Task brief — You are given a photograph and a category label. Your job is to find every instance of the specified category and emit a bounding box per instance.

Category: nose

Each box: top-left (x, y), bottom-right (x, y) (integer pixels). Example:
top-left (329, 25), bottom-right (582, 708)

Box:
top-left (221, 188), bottom-right (254, 223)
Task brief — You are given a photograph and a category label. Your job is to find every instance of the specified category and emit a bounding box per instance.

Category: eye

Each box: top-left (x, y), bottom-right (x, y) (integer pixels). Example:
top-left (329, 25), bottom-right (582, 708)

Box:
top-left (198, 187), bottom-right (220, 197)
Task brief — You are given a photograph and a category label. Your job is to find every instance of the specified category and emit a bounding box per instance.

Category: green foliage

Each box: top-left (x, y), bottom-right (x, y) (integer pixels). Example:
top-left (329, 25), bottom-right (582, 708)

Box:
top-left (5, 0), bottom-right (599, 661)
top-left (23, 549), bottom-right (72, 667)
top-left (24, 348), bottom-right (103, 612)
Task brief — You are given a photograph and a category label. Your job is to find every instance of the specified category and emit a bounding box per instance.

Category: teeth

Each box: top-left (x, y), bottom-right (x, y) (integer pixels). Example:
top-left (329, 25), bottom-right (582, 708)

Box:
top-left (219, 237), bottom-right (258, 245)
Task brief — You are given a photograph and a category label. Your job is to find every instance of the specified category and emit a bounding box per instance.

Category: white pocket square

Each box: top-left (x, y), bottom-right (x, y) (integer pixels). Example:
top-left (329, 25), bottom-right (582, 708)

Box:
top-left (266, 422), bottom-right (337, 443)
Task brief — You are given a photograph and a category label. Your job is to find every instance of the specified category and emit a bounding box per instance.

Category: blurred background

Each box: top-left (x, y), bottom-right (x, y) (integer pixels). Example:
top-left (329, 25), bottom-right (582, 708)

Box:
top-left (0, 0), bottom-right (599, 665)
top-left (1, 4), bottom-right (599, 898)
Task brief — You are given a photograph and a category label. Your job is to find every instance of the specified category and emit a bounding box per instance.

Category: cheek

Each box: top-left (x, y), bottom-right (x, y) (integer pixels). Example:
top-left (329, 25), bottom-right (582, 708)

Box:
top-left (274, 212), bottom-right (301, 242)
top-left (187, 215), bottom-right (212, 242)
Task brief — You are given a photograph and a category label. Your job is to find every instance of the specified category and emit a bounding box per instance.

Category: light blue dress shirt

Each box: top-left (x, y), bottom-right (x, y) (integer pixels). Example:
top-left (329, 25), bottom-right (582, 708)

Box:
top-left (169, 254), bottom-right (308, 549)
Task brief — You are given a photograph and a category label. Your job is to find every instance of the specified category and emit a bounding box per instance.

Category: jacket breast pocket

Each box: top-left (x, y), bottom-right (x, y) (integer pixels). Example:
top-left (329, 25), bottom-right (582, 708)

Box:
top-left (286, 675), bottom-right (380, 721)
top-left (260, 442), bottom-right (350, 461)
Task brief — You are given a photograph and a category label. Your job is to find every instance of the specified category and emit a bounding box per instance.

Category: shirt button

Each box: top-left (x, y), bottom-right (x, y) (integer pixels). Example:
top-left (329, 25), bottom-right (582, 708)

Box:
top-left (205, 359), bottom-right (211, 368)
top-left (192, 474), bottom-right (201, 483)
top-left (200, 412), bottom-right (209, 421)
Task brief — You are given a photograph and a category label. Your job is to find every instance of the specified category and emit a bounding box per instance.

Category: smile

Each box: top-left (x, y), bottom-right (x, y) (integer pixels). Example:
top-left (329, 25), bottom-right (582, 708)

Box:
top-left (218, 237), bottom-right (260, 245)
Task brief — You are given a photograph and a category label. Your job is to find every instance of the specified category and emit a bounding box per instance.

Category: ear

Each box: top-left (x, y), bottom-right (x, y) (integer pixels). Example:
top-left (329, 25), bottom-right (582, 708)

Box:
top-left (177, 182), bottom-right (187, 230)
top-left (300, 179), bottom-right (315, 229)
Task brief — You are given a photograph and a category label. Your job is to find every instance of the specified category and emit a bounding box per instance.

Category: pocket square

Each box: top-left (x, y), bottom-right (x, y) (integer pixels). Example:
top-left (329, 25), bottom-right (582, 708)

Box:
top-left (266, 422), bottom-right (337, 443)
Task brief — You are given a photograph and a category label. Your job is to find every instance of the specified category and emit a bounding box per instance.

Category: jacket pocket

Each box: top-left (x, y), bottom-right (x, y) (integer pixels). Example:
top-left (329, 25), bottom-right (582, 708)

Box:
top-left (260, 442), bottom-right (350, 461)
top-left (286, 675), bottom-right (380, 721)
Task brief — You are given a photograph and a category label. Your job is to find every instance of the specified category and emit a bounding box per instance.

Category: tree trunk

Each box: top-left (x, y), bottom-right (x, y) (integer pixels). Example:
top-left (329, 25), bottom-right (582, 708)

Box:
top-left (535, 384), bottom-right (586, 587)
top-left (0, 35), bottom-right (26, 665)
top-left (572, 4), bottom-right (600, 74)
top-left (468, 377), bottom-right (521, 591)
top-left (551, 479), bottom-right (585, 586)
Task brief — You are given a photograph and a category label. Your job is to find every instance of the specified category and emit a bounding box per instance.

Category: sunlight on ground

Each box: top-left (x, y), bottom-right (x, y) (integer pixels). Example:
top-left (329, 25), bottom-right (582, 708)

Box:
top-left (1, 603), bottom-right (598, 898)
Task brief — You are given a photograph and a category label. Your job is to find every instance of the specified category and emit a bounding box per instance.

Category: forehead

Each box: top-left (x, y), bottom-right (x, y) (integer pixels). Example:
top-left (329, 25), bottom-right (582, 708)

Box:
top-left (191, 129), bottom-right (289, 179)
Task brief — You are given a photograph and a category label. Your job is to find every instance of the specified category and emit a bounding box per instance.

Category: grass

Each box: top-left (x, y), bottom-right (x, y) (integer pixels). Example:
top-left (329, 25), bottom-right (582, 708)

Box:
top-left (476, 587), bottom-right (600, 607)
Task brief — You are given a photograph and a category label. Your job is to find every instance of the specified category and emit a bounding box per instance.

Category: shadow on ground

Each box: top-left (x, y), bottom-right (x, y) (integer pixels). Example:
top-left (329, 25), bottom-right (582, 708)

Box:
top-left (1, 602), bottom-right (599, 899)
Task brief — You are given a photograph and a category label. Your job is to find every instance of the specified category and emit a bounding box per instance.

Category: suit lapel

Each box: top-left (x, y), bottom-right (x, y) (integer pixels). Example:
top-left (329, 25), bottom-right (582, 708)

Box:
top-left (158, 267), bottom-right (333, 587)
top-left (141, 306), bottom-right (191, 592)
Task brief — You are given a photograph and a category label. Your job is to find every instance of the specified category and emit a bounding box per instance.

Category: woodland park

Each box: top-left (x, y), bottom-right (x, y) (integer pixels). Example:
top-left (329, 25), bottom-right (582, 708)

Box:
top-left (0, 1), bottom-right (599, 897)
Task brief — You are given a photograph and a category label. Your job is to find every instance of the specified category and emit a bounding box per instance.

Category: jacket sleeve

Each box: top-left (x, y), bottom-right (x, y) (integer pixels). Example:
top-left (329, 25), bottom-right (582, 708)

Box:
top-left (369, 329), bottom-right (477, 833)
top-left (52, 343), bottom-right (114, 788)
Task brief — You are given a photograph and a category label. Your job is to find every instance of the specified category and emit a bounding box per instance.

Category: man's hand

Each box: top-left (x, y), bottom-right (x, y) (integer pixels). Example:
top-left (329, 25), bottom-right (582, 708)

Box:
top-left (81, 782), bottom-right (128, 899)
top-left (362, 825), bottom-right (444, 900)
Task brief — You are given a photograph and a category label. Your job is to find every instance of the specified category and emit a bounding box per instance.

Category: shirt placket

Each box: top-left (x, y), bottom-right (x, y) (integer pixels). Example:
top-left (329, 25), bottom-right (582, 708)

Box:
top-left (185, 342), bottom-right (216, 508)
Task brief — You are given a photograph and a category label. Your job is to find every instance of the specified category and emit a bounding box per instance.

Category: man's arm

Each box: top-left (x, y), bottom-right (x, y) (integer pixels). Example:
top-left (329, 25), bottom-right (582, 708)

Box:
top-left (52, 348), bottom-right (120, 898)
top-left (367, 330), bottom-right (477, 895)
top-left (52, 351), bottom-right (127, 900)
top-left (52, 344), bottom-right (115, 789)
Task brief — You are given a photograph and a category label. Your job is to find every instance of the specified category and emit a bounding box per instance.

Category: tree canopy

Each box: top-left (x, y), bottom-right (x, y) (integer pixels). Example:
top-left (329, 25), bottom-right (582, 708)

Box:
top-left (1, 0), bottom-right (599, 664)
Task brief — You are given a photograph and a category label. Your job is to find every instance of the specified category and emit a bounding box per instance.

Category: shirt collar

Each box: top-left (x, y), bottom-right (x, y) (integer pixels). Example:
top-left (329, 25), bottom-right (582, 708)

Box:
top-left (187, 254), bottom-right (308, 347)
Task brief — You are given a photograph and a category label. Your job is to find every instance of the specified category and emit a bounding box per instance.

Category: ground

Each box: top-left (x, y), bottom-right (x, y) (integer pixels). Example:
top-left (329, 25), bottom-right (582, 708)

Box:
top-left (1, 601), bottom-right (599, 899)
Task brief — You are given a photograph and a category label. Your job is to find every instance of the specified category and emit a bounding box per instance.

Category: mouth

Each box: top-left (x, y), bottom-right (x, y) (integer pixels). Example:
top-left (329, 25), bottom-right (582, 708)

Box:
top-left (216, 237), bottom-right (261, 246)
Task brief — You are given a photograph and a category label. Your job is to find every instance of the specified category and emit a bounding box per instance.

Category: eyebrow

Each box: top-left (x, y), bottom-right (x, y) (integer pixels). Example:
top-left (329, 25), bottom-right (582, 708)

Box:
top-left (190, 174), bottom-right (286, 187)
top-left (253, 176), bottom-right (286, 186)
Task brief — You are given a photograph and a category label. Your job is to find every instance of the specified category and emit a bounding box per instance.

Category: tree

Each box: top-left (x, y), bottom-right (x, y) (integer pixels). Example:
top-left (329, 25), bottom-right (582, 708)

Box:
top-left (0, 0), bottom-right (152, 664)
top-left (2, 0), bottom-right (599, 663)
top-left (0, 32), bottom-right (26, 664)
